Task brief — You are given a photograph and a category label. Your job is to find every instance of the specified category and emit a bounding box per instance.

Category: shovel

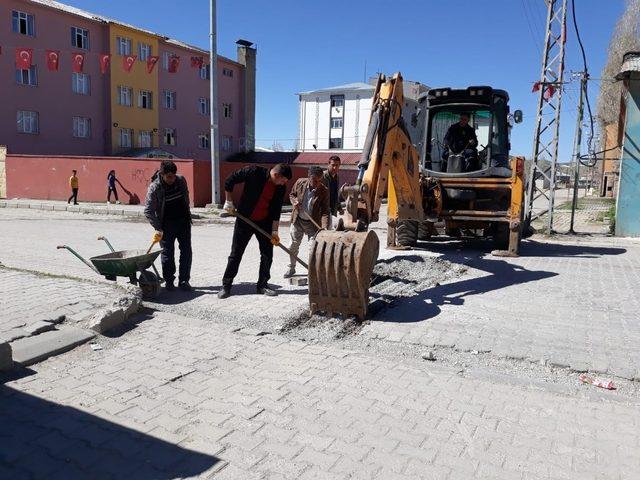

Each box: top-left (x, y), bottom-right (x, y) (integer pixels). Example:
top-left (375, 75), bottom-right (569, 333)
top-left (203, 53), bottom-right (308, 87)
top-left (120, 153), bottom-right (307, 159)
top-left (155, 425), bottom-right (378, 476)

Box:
top-left (232, 210), bottom-right (309, 269)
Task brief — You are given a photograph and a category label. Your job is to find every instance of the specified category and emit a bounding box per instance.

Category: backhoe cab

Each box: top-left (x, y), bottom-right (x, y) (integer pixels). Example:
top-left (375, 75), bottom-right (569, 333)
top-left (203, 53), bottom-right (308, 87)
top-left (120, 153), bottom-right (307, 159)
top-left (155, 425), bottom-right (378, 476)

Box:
top-left (397, 86), bottom-right (526, 254)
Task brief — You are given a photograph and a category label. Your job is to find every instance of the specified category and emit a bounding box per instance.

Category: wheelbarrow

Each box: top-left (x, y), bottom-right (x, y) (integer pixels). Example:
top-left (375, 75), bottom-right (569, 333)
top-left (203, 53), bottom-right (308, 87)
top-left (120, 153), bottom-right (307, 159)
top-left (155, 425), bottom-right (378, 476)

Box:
top-left (57, 236), bottom-right (163, 298)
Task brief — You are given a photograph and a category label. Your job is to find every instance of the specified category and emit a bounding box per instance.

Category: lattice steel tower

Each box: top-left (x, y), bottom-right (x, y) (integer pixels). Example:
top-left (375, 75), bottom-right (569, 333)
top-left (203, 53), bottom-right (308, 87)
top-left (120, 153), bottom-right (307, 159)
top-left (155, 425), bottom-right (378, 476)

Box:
top-left (525, 0), bottom-right (568, 232)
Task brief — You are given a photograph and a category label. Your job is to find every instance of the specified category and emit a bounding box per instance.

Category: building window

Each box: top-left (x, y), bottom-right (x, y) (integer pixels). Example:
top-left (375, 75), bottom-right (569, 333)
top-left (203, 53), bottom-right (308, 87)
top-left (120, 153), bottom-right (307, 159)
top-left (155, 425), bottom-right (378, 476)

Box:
top-left (330, 118), bottom-right (343, 129)
top-left (163, 91), bottom-right (177, 109)
top-left (119, 128), bottom-right (132, 148)
top-left (138, 130), bottom-right (151, 148)
top-left (223, 103), bottom-right (232, 118)
top-left (116, 36), bottom-right (132, 56)
top-left (16, 66), bottom-right (37, 86)
top-left (72, 73), bottom-right (90, 95)
top-left (222, 67), bottom-right (234, 77)
top-left (199, 64), bottom-right (210, 80)
top-left (330, 95), bottom-right (344, 108)
top-left (198, 97), bottom-right (210, 115)
top-left (199, 133), bottom-right (210, 149)
top-left (12, 11), bottom-right (35, 36)
top-left (17, 111), bottom-right (39, 134)
top-left (222, 135), bottom-right (233, 151)
top-left (71, 27), bottom-right (89, 49)
top-left (117, 86), bottom-right (133, 106)
top-left (162, 52), bottom-right (171, 70)
top-left (329, 138), bottom-right (343, 149)
top-left (164, 128), bottom-right (176, 146)
top-left (138, 42), bottom-right (152, 61)
top-left (138, 90), bottom-right (153, 109)
top-left (73, 116), bottom-right (91, 138)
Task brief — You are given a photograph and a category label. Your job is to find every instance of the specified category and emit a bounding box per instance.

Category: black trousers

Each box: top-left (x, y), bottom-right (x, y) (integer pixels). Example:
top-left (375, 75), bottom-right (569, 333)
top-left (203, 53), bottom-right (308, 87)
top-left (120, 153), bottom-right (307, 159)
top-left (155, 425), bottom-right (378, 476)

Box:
top-left (160, 218), bottom-right (192, 284)
top-left (68, 188), bottom-right (78, 204)
top-left (222, 218), bottom-right (273, 289)
top-left (107, 186), bottom-right (119, 201)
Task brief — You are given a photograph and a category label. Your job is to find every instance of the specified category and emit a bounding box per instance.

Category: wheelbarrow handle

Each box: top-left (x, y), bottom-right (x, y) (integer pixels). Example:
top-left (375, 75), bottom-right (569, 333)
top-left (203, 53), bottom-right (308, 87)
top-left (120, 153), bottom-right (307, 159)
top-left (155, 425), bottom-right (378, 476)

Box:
top-left (56, 245), bottom-right (99, 274)
top-left (97, 236), bottom-right (116, 253)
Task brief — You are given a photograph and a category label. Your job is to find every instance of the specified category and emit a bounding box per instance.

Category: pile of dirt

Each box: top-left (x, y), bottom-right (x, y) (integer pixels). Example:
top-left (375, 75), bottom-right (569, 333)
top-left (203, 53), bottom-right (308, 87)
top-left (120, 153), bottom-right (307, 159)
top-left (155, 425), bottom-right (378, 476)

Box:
top-left (280, 254), bottom-right (467, 342)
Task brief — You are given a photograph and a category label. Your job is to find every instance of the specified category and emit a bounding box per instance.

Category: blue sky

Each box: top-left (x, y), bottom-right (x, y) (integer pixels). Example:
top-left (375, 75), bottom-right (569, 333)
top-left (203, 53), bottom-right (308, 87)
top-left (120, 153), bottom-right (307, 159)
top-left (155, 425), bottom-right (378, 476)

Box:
top-left (65, 0), bottom-right (625, 161)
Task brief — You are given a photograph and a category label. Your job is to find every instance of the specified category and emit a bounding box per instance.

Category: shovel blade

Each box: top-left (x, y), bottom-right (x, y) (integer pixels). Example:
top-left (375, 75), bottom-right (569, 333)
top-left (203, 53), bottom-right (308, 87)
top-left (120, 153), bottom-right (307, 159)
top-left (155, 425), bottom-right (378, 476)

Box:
top-left (308, 230), bottom-right (379, 319)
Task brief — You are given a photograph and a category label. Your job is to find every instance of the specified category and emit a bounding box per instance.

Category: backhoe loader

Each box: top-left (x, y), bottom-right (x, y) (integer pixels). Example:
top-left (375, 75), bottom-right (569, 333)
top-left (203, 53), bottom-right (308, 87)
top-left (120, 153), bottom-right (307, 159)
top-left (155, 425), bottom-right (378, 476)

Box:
top-left (308, 73), bottom-right (525, 319)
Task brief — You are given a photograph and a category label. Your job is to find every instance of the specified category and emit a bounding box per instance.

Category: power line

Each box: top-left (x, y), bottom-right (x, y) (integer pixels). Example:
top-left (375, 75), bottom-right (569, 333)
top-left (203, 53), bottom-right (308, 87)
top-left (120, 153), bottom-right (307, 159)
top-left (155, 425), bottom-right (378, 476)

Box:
top-left (570, 0), bottom-right (596, 167)
top-left (520, 0), bottom-right (543, 58)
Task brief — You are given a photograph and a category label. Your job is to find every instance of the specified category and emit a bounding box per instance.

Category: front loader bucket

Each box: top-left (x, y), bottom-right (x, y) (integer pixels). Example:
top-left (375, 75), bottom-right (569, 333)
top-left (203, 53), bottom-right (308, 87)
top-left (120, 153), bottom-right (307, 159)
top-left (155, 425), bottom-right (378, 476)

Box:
top-left (309, 230), bottom-right (380, 319)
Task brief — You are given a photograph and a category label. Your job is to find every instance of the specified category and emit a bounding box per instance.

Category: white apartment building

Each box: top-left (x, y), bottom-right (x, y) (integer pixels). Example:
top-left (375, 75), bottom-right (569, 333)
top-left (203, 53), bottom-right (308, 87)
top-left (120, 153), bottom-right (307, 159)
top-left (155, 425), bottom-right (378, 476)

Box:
top-left (297, 78), bottom-right (428, 152)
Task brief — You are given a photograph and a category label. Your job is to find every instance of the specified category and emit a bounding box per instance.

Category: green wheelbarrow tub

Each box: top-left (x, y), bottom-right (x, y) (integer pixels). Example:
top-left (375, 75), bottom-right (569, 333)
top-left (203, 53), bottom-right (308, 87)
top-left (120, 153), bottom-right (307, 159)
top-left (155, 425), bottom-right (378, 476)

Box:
top-left (90, 250), bottom-right (162, 277)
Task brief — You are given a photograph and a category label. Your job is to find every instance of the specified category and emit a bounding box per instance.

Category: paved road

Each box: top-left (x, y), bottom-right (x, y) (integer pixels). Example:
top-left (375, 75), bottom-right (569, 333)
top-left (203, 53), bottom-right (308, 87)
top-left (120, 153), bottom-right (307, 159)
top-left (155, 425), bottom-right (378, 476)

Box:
top-left (2, 209), bottom-right (639, 380)
top-left (2, 208), bottom-right (640, 478)
top-left (3, 311), bottom-right (639, 480)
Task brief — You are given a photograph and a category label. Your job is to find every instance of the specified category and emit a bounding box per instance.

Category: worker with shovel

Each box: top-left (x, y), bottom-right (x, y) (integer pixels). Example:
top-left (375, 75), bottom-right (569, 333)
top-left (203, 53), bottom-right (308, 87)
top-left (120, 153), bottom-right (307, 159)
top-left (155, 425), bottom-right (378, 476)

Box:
top-left (219, 163), bottom-right (292, 299)
top-left (285, 166), bottom-right (329, 278)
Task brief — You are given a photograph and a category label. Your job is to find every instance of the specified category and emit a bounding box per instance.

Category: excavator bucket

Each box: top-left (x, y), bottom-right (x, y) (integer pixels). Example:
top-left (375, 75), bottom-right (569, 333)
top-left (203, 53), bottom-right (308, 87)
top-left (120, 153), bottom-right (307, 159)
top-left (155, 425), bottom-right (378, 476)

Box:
top-left (308, 230), bottom-right (380, 319)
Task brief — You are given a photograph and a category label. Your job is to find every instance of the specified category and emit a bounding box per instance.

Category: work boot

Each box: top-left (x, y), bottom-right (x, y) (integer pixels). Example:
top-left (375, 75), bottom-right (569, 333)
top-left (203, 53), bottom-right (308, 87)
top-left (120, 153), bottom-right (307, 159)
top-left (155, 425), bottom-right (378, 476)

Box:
top-left (217, 287), bottom-right (231, 299)
top-left (116, 200), bottom-right (121, 205)
top-left (283, 267), bottom-right (295, 278)
top-left (165, 281), bottom-right (176, 291)
top-left (179, 281), bottom-right (193, 291)
top-left (257, 287), bottom-right (277, 297)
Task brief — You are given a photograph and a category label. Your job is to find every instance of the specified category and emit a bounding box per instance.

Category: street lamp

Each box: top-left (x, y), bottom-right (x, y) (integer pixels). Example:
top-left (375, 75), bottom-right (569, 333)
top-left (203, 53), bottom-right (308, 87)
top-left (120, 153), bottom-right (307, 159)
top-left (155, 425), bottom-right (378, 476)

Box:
top-left (209, 0), bottom-right (220, 206)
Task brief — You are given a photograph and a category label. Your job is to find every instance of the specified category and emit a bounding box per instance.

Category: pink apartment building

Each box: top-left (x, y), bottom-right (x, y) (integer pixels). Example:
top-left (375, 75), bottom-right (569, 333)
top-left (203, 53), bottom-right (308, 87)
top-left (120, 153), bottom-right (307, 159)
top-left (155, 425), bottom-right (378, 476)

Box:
top-left (0, 0), bottom-right (255, 160)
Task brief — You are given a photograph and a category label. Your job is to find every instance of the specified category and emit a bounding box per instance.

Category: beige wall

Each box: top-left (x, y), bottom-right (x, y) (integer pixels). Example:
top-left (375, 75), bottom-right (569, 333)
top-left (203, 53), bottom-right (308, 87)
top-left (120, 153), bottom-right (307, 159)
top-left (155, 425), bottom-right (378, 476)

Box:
top-left (0, 145), bottom-right (6, 198)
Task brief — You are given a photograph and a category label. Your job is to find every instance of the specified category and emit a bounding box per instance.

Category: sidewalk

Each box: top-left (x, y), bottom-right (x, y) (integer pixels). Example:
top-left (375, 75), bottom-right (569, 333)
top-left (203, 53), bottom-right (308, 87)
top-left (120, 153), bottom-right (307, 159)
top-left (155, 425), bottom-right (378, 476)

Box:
top-left (3, 310), bottom-right (639, 479)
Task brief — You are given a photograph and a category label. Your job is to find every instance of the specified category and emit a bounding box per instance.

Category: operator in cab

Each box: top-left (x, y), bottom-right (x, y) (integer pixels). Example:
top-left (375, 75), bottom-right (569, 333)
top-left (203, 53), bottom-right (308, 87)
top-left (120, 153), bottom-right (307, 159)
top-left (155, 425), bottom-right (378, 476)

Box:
top-left (442, 113), bottom-right (479, 171)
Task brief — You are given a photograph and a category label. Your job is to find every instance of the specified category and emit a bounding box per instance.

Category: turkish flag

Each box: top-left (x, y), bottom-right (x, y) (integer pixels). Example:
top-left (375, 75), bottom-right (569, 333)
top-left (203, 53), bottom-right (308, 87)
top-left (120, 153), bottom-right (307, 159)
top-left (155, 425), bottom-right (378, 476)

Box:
top-left (72, 53), bottom-right (85, 73)
top-left (168, 55), bottom-right (180, 73)
top-left (123, 55), bottom-right (137, 73)
top-left (532, 82), bottom-right (541, 93)
top-left (15, 48), bottom-right (33, 69)
top-left (146, 55), bottom-right (159, 74)
top-left (46, 50), bottom-right (60, 71)
top-left (100, 53), bottom-right (111, 74)
top-left (190, 56), bottom-right (204, 68)
top-left (544, 85), bottom-right (556, 101)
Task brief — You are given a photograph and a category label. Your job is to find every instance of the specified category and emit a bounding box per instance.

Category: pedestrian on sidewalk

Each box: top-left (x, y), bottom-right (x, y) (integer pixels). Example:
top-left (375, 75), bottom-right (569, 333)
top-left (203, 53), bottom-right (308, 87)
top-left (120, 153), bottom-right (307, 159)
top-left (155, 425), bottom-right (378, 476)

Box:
top-left (322, 155), bottom-right (343, 228)
top-left (285, 166), bottom-right (329, 278)
top-left (67, 169), bottom-right (79, 205)
top-left (107, 170), bottom-right (121, 204)
top-left (144, 160), bottom-right (193, 292)
top-left (218, 163), bottom-right (292, 299)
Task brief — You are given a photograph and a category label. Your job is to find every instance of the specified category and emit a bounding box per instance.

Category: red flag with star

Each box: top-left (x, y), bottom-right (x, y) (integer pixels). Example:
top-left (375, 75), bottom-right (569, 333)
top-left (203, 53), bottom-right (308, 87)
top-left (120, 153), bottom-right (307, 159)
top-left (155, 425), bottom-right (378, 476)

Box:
top-left (190, 56), bottom-right (204, 68)
top-left (71, 53), bottom-right (85, 73)
top-left (100, 53), bottom-right (111, 74)
top-left (146, 55), bottom-right (159, 74)
top-left (46, 50), bottom-right (60, 71)
top-left (168, 55), bottom-right (180, 73)
top-left (15, 48), bottom-right (33, 69)
top-left (123, 55), bottom-right (137, 73)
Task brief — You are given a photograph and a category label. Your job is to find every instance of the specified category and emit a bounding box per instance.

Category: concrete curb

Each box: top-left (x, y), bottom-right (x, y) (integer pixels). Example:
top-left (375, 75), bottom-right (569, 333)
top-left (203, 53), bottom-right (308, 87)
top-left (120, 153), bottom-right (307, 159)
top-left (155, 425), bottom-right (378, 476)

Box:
top-left (87, 292), bottom-right (142, 334)
top-left (3, 291), bottom-right (142, 370)
top-left (0, 199), bottom-right (147, 218)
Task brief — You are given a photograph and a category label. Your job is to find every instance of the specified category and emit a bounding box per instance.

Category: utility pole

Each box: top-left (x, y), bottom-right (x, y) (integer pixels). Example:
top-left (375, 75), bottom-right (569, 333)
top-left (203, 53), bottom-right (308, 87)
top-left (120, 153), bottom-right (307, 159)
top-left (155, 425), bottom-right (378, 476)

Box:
top-left (209, 0), bottom-right (220, 206)
top-left (525, 0), bottom-right (568, 233)
top-left (569, 72), bottom-right (587, 234)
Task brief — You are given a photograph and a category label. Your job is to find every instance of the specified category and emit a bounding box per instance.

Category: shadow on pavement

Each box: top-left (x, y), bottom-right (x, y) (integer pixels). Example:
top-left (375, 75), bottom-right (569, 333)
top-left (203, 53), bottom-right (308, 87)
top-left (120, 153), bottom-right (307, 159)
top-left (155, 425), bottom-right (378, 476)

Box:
top-left (373, 237), bottom-right (626, 323)
top-left (103, 309), bottom-right (155, 338)
top-left (0, 385), bottom-right (220, 479)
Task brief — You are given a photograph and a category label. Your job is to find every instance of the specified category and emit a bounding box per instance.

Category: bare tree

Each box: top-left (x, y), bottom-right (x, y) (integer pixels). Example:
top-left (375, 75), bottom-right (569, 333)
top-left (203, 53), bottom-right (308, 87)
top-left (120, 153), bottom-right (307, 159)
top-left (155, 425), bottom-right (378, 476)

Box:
top-left (597, 0), bottom-right (640, 128)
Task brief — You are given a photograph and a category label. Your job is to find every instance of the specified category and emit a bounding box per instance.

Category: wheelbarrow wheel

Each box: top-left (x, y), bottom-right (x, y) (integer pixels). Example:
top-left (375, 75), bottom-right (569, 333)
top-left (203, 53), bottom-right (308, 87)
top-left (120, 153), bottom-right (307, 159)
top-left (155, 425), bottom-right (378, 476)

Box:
top-left (138, 270), bottom-right (160, 299)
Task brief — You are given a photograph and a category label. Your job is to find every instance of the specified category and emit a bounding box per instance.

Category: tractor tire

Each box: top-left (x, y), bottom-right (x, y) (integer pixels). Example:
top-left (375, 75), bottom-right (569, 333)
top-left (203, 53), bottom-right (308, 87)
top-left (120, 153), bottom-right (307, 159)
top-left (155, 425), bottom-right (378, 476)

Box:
top-left (418, 221), bottom-right (434, 241)
top-left (396, 220), bottom-right (419, 247)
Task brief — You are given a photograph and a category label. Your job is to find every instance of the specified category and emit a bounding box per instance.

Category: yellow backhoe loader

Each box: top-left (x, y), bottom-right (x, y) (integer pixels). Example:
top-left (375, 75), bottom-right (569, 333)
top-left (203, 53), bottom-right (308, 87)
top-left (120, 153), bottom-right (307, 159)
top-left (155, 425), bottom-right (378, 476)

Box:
top-left (308, 73), bottom-right (525, 319)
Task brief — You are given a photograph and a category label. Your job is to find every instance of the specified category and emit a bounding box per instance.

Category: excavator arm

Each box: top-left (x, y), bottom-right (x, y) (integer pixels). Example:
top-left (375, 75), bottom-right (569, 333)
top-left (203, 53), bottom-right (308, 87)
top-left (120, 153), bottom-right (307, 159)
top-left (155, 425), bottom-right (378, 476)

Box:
top-left (308, 73), bottom-right (423, 319)
top-left (338, 73), bottom-right (424, 244)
